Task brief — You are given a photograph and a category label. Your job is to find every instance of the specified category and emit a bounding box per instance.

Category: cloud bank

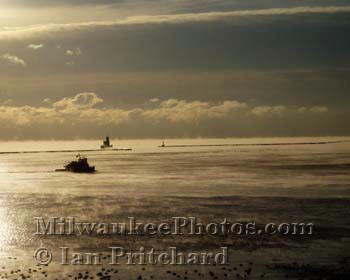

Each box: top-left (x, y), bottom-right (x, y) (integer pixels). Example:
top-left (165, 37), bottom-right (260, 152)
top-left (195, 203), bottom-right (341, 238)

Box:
top-left (0, 92), bottom-right (331, 138)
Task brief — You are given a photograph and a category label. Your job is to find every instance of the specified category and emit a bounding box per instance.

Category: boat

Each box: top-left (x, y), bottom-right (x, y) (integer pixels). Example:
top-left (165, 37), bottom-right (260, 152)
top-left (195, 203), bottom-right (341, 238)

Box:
top-left (101, 136), bottom-right (113, 149)
top-left (56, 154), bottom-right (95, 173)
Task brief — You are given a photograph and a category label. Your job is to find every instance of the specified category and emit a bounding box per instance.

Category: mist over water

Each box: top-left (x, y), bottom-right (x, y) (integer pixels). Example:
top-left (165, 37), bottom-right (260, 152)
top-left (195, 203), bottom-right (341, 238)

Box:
top-left (0, 137), bottom-right (349, 197)
top-left (0, 137), bottom-right (349, 279)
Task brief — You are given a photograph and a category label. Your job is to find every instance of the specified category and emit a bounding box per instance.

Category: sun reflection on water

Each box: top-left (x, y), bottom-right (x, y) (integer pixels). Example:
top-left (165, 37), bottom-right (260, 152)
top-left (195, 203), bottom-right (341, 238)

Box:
top-left (0, 206), bottom-right (13, 251)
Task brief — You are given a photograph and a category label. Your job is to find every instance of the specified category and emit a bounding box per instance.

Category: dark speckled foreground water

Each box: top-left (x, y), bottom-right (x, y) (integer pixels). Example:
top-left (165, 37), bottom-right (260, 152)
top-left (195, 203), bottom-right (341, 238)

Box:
top-left (0, 138), bottom-right (349, 279)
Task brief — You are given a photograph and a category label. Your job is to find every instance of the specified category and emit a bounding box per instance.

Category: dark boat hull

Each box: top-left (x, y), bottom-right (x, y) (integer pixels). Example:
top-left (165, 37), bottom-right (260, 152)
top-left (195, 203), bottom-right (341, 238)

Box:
top-left (65, 166), bottom-right (95, 173)
top-left (55, 167), bottom-right (95, 173)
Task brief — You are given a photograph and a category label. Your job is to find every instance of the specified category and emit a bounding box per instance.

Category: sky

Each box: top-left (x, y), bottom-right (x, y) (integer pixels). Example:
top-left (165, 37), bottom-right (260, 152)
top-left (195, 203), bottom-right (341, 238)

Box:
top-left (0, 0), bottom-right (349, 139)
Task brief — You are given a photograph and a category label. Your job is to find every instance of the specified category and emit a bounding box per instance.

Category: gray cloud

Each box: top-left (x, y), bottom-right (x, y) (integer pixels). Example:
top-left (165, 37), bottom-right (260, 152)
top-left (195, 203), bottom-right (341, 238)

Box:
top-left (1, 6), bottom-right (350, 40)
top-left (4, 0), bottom-right (350, 10)
top-left (2, 0), bottom-right (123, 6)
top-left (1, 7), bottom-right (349, 77)
top-left (0, 2), bottom-right (348, 138)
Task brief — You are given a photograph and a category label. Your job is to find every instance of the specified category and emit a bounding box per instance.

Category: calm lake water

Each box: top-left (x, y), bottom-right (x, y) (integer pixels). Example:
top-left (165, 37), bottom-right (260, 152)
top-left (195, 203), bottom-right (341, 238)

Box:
top-left (0, 137), bottom-right (349, 279)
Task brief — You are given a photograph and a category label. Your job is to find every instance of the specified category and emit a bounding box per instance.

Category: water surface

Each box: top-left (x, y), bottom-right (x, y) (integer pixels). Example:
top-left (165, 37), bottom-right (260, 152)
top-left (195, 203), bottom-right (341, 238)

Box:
top-left (0, 137), bottom-right (349, 279)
